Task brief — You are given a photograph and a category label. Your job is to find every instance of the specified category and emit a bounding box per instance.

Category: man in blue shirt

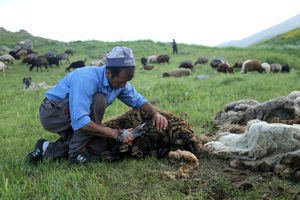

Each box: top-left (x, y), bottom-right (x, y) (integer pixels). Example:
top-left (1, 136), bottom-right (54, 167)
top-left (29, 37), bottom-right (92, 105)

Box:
top-left (27, 46), bottom-right (168, 164)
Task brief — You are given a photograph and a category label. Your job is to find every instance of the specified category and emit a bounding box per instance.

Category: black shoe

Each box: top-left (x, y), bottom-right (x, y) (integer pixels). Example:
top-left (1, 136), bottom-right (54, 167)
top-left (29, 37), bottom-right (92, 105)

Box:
top-left (69, 151), bottom-right (101, 164)
top-left (26, 139), bottom-right (47, 164)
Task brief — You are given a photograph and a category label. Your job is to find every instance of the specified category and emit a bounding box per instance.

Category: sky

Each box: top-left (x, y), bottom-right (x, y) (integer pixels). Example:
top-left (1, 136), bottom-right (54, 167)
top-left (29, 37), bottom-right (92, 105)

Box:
top-left (0, 0), bottom-right (300, 47)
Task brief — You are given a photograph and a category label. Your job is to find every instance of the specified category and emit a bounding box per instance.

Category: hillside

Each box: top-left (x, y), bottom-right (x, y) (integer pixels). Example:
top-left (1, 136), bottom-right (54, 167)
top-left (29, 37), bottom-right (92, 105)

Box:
top-left (254, 27), bottom-right (300, 48)
top-left (218, 13), bottom-right (300, 47)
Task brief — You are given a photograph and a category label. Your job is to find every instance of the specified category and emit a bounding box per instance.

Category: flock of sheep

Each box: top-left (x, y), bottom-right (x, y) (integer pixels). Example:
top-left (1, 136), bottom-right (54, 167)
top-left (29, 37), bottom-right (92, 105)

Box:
top-left (139, 54), bottom-right (291, 78)
top-left (0, 42), bottom-right (291, 79)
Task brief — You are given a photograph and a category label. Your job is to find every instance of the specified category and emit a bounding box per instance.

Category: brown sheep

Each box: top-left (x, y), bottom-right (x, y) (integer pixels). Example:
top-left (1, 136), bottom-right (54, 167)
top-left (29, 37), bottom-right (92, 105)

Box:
top-left (157, 55), bottom-right (170, 64)
top-left (139, 65), bottom-right (157, 70)
top-left (241, 59), bottom-right (263, 73)
top-left (216, 63), bottom-right (234, 73)
top-left (163, 68), bottom-right (191, 77)
top-left (0, 61), bottom-right (6, 77)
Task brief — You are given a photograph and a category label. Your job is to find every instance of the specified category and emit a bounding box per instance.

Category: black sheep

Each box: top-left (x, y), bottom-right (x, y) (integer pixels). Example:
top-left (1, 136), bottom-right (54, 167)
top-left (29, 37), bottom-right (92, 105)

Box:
top-left (65, 59), bottom-right (86, 72)
top-left (140, 57), bottom-right (147, 66)
top-left (281, 64), bottom-right (290, 73)
top-left (47, 57), bottom-right (60, 67)
top-left (179, 60), bottom-right (195, 72)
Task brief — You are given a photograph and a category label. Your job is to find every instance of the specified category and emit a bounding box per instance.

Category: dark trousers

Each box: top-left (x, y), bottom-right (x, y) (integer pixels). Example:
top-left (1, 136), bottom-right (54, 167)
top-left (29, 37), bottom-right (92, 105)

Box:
top-left (39, 93), bottom-right (108, 159)
top-left (173, 46), bottom-right (178, 54)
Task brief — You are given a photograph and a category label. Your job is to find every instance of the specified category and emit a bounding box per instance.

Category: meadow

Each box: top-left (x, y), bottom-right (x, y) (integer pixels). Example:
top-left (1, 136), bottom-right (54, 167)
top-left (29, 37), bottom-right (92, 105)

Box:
top-left (0, 36), bottom-right (300, 199)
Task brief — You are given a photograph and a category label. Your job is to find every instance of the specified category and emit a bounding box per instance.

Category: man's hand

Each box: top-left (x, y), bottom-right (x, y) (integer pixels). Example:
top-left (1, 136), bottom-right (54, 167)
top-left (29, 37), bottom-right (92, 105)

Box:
top-left (152, 113), bottom-right (168, 131)
top-left (116, 129), bottom-right (134, 145)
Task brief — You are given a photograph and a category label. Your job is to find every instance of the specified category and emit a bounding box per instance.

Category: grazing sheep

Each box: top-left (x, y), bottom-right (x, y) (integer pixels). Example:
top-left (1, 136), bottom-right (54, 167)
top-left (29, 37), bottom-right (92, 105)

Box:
top-left (210, 57), bottom-right (226, 68)
top-left (16, 49), bottom-right (28, 58)
top-left (23, 77), bottom-right (53, 90)
top-left (0, 61), bottom-right (6, 77)
top-left (0, 54), bottom-right (15, 66)
top-left (261, 62), bottom-right (271, 73)
top-left (22, 56), bottom-right (36, 66)
top-left (216, 63), bottom-right (234, 73)
top-left (9, 50), bottom-right (20, 59)
top-left (232, 62), bottom-right (242, 68)
top-left (56, 53), bottom-right (70, 64)
top-left (65, 59), bottom-right (86, 72)
top-left (194, 56), bottom-right (208, 65)
top-left (140, 57), bottom-right (147, 66)
top-left (163, 68), bottom-right (191, 77)
top-left (148, 54), bottom-right (159, 63)
top-left (240, 59), bottom-right (263, 73)
top-left (281, 64), bottom-right (290, 73)
top-left (139, 65), bottom-right (157, 70)
top-left (45, 51), bottom-right (56, 57)
top-left (47, 57), bottom-right (60, 67)
top-left (65, 49), bottom-right (73, 55)
top-left (157, 55), bottom-right (170, 64)
top-left (179, 60), bottom-right (195, 72)
top-left (270, 63), bottom-right (282, 73)
top-left (29, 57), bottom-right (49, 72)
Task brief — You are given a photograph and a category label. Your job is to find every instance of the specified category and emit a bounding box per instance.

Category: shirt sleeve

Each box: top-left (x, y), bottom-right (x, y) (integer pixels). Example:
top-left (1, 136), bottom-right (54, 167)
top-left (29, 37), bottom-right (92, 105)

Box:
top-left (69, 74), bottom-right (98, 131)
top-left (118, 82), bottom-right (148, 108)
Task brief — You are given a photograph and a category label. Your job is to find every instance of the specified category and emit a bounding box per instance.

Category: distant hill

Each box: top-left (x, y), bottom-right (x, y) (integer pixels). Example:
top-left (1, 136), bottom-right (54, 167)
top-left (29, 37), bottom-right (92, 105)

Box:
top-left (218, 13), bottom-right (300, 47)
top-left (254, 27), bottom-right (300, 47)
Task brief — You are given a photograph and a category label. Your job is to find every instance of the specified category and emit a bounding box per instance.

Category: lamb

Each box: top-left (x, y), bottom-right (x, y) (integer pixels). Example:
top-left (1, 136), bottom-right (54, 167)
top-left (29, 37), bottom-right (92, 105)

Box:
top-left (22, 77), bottom-right (53, 90)
top-left (281, 64), bottom-right (290, 73)
top-left (65, 59), bottom-right (86, 72)
top-left (270, 63), bottom-right (282, 73)
top-left (139, 65), bottom-right (157, 70)
top-left (140, 57), bottom-right (147, 66)
top-left (0, 54), bottom-right (15, 66)
top-left (261, 62), bottom-right (271, 73)
top-left (240, 59), bottom-right (263, 73)
top-left (194, 56), bottom-right (208, 65)
top-left (156, 55), bottom-right (170, 64)
top-left (0, 61), bottom-right (6, 77)
top-left (163, 68), bottom-right (192, 77)
top-left (178, 60), bottom-right (195, 72)
top-left (216, 63), bottom-right (234, 73)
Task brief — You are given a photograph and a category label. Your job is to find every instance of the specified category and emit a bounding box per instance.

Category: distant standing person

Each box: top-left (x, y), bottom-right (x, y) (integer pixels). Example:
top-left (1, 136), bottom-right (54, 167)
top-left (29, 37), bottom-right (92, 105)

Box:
top-left (172, 39), bottom-right (178, 55)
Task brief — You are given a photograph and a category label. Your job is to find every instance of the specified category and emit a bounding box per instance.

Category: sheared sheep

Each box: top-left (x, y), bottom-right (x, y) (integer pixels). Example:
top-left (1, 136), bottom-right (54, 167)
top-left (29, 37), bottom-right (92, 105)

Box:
top-left (0, 61), bottom-right (6, 77)
top-left (163, 68), bottom-right (192, 77)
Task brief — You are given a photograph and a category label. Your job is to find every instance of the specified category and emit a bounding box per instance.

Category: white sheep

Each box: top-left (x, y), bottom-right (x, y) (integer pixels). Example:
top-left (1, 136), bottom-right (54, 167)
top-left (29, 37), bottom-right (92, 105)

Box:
top-left (270, 63), bottom-right (282, 73)
top-left (0, 54), bottom-right (15, 66)
top-left (0, 61), bottom-right (6, 77)
top-left (147, 54), bottom-right (159, 63)
top-left (261, 62), bottom-right (270, 73)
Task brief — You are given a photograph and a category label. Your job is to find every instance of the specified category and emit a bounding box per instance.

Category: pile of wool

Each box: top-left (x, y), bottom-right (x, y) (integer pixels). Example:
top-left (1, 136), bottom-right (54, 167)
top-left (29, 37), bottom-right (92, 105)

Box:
top-left (101, 108), bottom-right (205, 161)
top-left (213, 91), bottom-right (300, 133)
top-left (204, 120), bottom-right (300, 181)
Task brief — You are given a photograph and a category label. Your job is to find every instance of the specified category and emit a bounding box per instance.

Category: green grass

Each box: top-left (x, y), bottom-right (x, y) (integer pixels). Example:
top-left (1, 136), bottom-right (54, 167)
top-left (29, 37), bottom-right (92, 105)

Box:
top-left (0, 31), bottom-right (300, 199)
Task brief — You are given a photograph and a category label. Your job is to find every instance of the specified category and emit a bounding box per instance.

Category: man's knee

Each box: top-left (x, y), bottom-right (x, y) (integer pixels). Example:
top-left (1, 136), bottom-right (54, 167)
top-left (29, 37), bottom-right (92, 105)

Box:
top-left (90, 93), bottom-right (107, 123)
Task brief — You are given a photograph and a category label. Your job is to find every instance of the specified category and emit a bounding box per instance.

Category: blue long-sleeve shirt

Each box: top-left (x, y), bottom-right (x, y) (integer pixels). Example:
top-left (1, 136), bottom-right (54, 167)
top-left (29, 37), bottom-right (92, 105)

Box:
top-left (45, 66), bottom-right (148, 130)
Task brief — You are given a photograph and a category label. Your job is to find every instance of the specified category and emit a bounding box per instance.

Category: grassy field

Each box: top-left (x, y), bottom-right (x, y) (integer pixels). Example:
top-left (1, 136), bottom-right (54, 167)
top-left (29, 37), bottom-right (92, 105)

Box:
top-left (0, 36), bottom-right (300, 199)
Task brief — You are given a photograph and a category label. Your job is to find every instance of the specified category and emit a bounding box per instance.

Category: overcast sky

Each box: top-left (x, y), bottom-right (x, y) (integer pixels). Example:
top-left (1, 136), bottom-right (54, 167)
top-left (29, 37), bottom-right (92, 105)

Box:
top-left (0, 0), bottom-right (299, 46)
